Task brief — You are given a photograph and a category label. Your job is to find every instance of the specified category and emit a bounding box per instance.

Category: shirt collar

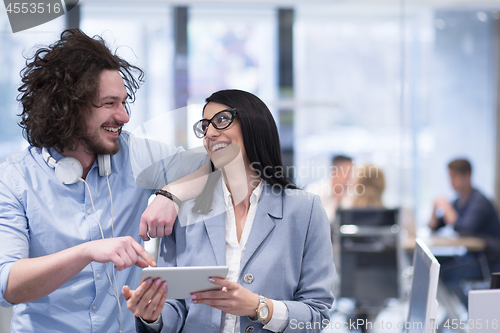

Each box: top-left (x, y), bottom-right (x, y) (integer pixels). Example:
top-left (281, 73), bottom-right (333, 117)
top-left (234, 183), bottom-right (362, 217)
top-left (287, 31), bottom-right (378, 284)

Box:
top-left (221, 178), bottom-right (264, 209)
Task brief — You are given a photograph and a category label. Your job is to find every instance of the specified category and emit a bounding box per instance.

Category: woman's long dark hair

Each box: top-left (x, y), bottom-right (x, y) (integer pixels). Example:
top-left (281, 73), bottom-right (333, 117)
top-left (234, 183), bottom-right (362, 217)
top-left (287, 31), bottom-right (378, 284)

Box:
top-left (193, 89), bottom-right (297, 214)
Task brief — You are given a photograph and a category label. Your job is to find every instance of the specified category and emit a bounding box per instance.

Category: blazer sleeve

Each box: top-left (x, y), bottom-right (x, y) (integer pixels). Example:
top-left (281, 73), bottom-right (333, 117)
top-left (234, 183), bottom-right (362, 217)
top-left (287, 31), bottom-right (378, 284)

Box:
top-left (135, 226), bottom-right (188, 333)
top-left (282, 195), bottom-right (335, 332)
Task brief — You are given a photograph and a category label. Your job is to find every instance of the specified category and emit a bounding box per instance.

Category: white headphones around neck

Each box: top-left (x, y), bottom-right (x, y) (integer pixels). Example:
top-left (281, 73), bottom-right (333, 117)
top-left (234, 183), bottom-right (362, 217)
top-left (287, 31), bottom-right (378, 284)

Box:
top-left (42, 147), bottom-right (111, 184)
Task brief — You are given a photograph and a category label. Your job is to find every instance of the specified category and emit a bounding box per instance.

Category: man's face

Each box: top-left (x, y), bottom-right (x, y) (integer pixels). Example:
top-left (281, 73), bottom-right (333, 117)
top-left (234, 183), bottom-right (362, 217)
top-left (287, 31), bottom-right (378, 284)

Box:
top-left (449, 169), bottom-right (471, 193)
top-left (332, 161), bottom-right (353, 188)
top-left (83, 70), bottom-right (129, 156)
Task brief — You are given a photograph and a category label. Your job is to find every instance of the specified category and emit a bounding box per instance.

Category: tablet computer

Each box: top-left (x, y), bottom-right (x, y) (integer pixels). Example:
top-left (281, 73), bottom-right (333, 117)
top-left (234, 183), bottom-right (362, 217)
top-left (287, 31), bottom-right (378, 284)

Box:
top-left (140, 266), bottom-right (229, 299)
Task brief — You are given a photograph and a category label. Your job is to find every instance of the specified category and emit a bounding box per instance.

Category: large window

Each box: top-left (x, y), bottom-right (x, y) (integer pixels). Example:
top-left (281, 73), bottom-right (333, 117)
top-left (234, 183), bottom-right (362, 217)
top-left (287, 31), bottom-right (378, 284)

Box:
top-left (294, 4), bottom-right (422, 208)
top-left (81, 2), bottom-right (175, 141)
top-left (186, 4), bottom-right (278, 149)
top-left (188, 4), bottom-right (277, 102)
top-left (0, 11), bottom-right (65, 162)
top-left (294, 3), bottom-right (497, 227)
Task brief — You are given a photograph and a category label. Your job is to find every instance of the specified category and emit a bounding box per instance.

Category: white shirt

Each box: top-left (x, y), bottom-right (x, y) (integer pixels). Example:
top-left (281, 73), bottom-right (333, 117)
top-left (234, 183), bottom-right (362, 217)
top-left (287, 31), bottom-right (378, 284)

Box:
top-left (220, 179), bottom-right (289, 333)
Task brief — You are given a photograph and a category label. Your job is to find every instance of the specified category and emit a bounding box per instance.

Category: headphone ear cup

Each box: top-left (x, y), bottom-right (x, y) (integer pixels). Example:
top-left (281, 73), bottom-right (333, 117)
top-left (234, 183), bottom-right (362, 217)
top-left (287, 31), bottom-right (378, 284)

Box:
top-left (55, 157), bottom-right (83, 184)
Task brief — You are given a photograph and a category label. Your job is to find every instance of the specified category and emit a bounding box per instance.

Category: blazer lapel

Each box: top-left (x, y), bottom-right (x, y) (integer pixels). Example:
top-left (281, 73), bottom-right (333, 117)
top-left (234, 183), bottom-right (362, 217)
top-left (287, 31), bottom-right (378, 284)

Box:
top-left (204, 215), bottom-right (226, 266)
top-left (203, 179), bottom-right (227, 266)
top-left (240, 183), bottom-right (283, 272)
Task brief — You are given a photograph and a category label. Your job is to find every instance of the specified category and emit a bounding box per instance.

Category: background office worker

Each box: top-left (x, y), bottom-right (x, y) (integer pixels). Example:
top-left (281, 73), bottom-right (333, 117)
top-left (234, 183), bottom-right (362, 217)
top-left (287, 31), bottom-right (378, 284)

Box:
top-left (428, 158), bottom-right (500, 304)
top-left (350, 164), bottom-right (385, 208)
top-left (0, 29), bottom-right (196, 332)
top-left (305, 154), bottom-right (353, 221)
top-left (124, 89), bottom-right (335, 333)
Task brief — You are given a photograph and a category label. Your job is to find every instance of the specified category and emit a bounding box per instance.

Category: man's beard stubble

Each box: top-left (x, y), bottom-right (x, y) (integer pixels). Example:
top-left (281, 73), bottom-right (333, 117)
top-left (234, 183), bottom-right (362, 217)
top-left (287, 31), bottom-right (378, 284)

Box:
top-left (82, 128), bottom-right (121, 156)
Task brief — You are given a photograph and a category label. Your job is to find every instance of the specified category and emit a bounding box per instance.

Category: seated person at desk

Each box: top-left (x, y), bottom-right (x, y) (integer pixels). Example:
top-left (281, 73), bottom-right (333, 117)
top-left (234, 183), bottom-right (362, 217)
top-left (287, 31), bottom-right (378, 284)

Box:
top-left (428, 158), bottom-right (500, 305)
top-left (123, 89), bottom-right (335, 333)
top-left (350, 164), bottom-right (385, 208)
top-left (306, 155), bottom-right (353, 221)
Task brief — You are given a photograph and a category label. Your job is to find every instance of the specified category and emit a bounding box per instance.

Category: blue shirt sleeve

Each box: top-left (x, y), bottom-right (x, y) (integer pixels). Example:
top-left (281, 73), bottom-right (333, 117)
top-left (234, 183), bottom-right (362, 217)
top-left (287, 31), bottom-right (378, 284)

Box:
top-left (0, 166), bottom-right (30, 307)
top-left (128, 135), bottom-right (209, 190)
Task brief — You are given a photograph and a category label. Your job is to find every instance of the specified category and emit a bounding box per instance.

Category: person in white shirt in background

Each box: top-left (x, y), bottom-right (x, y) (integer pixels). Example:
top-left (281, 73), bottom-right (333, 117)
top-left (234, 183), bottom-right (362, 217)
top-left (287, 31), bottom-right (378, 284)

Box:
top-left (306, 155), bottom-right (354, 222)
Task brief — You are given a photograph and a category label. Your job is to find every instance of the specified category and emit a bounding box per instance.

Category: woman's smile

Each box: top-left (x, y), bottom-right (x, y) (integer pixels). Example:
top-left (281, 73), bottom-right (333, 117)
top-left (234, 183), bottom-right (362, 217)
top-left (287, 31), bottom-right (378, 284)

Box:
top-left (211, 142), bottom-right (230, 153)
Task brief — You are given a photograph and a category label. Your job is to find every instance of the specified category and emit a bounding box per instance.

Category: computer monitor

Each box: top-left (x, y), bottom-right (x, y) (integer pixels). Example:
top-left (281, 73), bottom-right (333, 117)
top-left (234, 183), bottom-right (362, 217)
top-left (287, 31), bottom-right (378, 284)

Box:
top-left (490, 272), bottom-right (500, 289)
top-left (406, 239), bottom-right (440, 333)
top-left (468, 289), bottom-right (500, 333)
top-left (336, 208), bottom-right (399, 226)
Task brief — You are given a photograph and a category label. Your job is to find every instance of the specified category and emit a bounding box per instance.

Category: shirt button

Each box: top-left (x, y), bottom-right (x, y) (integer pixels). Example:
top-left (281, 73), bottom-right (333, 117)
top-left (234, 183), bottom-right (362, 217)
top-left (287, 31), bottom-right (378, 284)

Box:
top-left (92, 305), bottom-right (96, 311)
top-left (246, 326), bottom-right (254, 333)
top-left (244, 273), bottom-right (254, 284)
top-left (86, 209), bottom-right (92, 214)
top-left (96, 273), bottom-right (101, 279)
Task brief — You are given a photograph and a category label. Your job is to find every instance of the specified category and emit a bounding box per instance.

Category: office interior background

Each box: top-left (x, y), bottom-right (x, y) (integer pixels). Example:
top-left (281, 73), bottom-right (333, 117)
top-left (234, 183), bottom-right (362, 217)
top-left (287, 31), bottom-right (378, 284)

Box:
top-left (1, 0), bottom-right (499, 331)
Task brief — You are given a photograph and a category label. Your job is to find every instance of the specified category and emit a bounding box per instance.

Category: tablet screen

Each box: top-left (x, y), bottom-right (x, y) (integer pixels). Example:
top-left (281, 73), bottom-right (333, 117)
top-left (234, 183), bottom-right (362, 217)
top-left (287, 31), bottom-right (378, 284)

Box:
top-left (140, 266), bottom-right (229, 299)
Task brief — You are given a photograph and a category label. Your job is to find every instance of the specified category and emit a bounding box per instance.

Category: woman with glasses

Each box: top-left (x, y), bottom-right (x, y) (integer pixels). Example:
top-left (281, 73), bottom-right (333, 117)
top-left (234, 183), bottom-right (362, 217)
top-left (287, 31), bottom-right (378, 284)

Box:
top-left (124, 89), bottom-right (335, 333)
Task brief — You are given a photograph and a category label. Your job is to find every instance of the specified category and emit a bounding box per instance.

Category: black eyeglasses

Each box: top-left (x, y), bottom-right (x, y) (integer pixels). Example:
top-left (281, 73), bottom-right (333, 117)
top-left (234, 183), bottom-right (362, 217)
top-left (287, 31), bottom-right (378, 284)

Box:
top-left (193, 108), bottom-right (237, 138)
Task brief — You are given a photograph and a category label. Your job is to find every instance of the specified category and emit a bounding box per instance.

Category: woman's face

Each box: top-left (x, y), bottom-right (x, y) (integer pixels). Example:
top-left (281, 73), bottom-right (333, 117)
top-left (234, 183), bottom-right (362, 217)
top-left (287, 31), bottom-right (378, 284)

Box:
top-left (203, 102), bottom-right (247, 169)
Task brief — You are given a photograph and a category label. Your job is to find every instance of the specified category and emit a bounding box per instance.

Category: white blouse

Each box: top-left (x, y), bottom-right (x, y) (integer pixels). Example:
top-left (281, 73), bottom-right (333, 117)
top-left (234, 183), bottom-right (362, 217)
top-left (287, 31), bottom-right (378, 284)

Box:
top-left (220, 179), bottom-right (289, 333)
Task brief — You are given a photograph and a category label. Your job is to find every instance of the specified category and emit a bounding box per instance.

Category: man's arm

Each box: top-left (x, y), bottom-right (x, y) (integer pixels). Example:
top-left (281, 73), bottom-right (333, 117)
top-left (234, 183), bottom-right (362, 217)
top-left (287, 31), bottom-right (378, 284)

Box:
top-left (429, 197), bottom-right (457, 230)
top-left (139, 162), bottom-right (211, 241)
top-left (4, 237), bottom-right (155, 304)
top-left (428, 204), bottom-right (440, 230)
top-left (129, 136), bottom-right (211, 240)
top-left (0, 165), bottom-right (155, 306)
top-left (137, 141), bottom-right (246, 240)
top-left (436, 197), bottom-right (458, 226)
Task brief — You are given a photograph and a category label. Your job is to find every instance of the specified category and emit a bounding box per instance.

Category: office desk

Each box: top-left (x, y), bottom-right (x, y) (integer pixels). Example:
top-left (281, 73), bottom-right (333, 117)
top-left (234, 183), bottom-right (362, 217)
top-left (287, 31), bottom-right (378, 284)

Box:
top-left (402, 225), bottom-right (486, 254)
top-left (402, 235), bottom-right (486, 253)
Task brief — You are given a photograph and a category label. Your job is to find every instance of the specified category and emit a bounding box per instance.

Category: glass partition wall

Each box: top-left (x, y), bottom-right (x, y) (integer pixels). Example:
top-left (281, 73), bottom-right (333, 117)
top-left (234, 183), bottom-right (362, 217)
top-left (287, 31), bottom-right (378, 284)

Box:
top-left (293, 3), bottom-right (498, 230)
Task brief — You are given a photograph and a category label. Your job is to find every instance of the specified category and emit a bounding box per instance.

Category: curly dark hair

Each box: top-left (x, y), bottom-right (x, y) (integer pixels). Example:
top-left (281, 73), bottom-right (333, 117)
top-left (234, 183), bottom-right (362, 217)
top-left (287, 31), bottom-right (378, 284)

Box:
top-left (17, 28), bottom-right (144, 151)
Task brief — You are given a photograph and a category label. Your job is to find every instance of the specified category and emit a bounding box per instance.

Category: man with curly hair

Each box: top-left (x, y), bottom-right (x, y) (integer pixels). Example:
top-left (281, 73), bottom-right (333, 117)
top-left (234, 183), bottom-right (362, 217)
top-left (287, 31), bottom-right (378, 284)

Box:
top-left (0, 29), bottom-right (203, 332)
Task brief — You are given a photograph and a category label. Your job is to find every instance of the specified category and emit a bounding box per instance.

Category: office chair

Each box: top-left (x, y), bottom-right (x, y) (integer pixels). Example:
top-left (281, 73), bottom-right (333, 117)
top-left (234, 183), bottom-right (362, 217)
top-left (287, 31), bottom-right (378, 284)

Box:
top-left (332, 208), bottom-right (402, 332)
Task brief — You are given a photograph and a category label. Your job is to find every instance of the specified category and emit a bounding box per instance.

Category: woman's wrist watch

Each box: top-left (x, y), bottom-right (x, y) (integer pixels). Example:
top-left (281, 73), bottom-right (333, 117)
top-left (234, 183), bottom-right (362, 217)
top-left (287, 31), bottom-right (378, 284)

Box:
top-left (248, 294), bottom-right (269, 324)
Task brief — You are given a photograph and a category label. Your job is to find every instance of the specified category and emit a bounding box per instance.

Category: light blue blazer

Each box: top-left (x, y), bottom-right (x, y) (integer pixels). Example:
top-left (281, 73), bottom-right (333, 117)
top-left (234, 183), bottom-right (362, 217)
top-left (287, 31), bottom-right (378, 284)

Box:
top-left (138, 180), bottom-right (335, 333)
